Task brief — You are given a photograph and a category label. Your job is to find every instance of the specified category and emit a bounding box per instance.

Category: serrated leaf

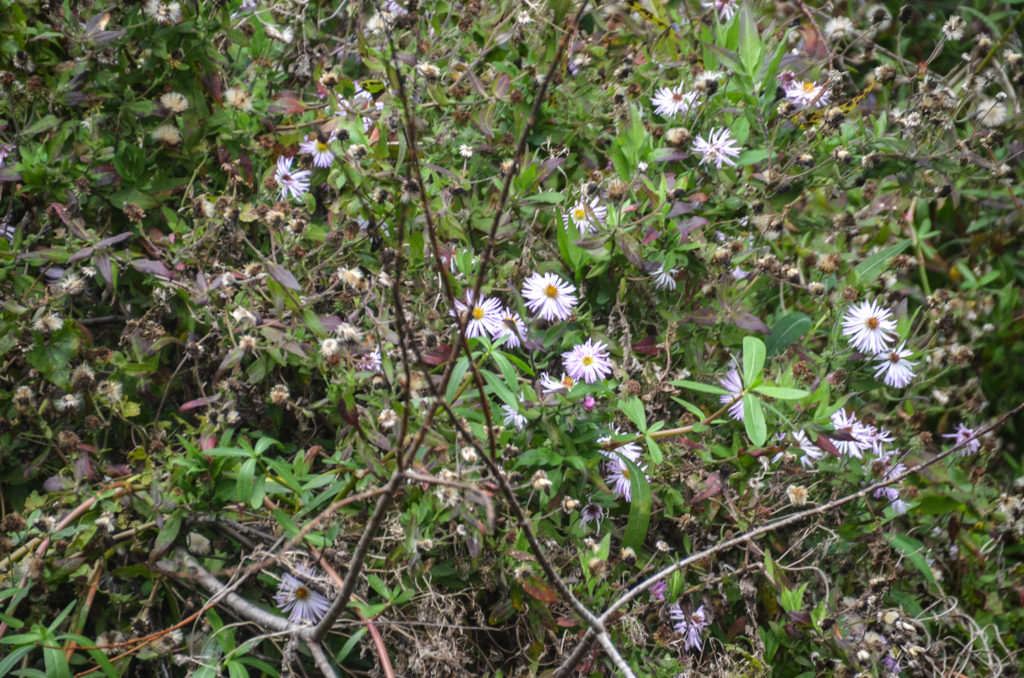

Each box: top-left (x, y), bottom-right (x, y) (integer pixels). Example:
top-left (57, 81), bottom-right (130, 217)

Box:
top-left (743, 394), bottom-right (767, 446)
top-left (766, 312), bottom-right (811, 356)
top-left (742, 336), bottom-right (766, 386)
top-left (854, 240), bottom-right (911, 285)
top-left (753, 385), bottom-right (810, 400)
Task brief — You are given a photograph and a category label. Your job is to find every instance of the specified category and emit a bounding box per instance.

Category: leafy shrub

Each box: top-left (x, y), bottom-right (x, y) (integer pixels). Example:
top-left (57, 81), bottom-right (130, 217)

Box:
top-left (1, 0), bottom-right (1023, 676)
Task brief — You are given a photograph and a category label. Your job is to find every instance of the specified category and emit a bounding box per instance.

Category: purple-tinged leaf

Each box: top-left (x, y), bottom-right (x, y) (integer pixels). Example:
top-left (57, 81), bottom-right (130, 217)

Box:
top-left (130, 258), bottom-right (172, 278)
top-left (74, 454), bottom-right (95, 483)
top-left (67, 246), bottom-right (95, 264)
top-left (266, 262), bottom-right (301, 290)
top-left (94, 232), bottom-right (132, 249)
top-left (43, 475), bottom-right (70, 492)
top-left (730, 312), bottom-right (771, 334)
top-left (94, 252), bottom-right (113, 285)
top-left (179, 395), bottom-right (221, 412)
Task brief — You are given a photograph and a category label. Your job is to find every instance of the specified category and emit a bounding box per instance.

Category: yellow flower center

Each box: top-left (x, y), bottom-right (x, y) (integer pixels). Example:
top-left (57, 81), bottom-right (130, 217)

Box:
top-left (621, 467), bottom-right (631, 479)
top-left (316, 141), bottom-right (329, 152)
top-left (866, 317), bottom-right (879, 330)
top-left (573, 208), bottom-right (586, 221)
top-left (561, 375), bottom-right (574, 388)
top-left (544, 284), bottom-right (558, 298)
top-left (582, 355), bottom-right (594, 366)
top-left (472, 307), bottom-right (484, 319)
top-left (802, 82), bottom-right (815, 93)
top-left (295, 585), bottom-right (310, 601)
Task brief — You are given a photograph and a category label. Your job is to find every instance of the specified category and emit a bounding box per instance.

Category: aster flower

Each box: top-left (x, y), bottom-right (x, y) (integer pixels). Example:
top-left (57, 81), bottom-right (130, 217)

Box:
top-left (521, 271), bottom-right (578, 322)
top-left (598, 427), bottom-right (643, 464)
top-left (562, 339), bottom-right (614, 383)
top-left (670, 603), bottom-right (710, 652)
top-left (649, 264), bottom-right (678, 290)
top-left (873, 453), bottom-right (909, 515)
top-left (273, 566), bottom-right (330, 623)
top-left (943, 423), bottom-right (981, 456)
top-left (0, 144), bottom-right (13, 168)
top-left (562, 196), bottom-right (607, 234)
top-left (451, 292), bottom-right (504, 339)
top-left (649, 580), bottom-right (667, 601)
top-left (358, 347), bottom-right (382, 372)
top-left (501, 402), bottom-right (527, 431)
top-left (493, 306), bottom-right (527, 348)
top-left (778, 430), bottom-right (825, 468)
top-left (159, 91), bottom-right (189, 113)
top-left (873, 342), bottom-right (916, 388)
top-left (651, 86), bottom-right (699, 117)
top-left (539, 372), bottom-right (576, 394)
top-left (785, 81), bottom-right (830, 109)
top-left (841, 299), bottom-right (897, 355)
top-left (692, 127), bottom-right (742, 169)
top-left (830, 409), bottom-right (872, 459)
top-left (718, 367), bottom-right (745, 421)
top-left (299, 133), bottom-right (337, 168)
top-left (151, 123), bottom-right (182, 146)
top-left (580, 502), bottom-right (605, 531)
top-left (861, 424), bottom-right (894, 457)
top-left (604, 455), bottom-right (648, 502)
top-left (274, 156), bottom-right (312, 201)
top-left (823, 16), bottom-right (856, 41)
top-left (701, 0), bottom-right (738, 22)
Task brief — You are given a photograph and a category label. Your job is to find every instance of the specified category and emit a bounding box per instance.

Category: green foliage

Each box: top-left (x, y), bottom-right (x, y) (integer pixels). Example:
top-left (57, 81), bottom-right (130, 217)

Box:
top-left (1, 0), bottom-right (1023, 676)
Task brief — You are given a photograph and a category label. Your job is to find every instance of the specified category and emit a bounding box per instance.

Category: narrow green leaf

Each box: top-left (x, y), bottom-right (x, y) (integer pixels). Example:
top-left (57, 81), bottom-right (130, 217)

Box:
top-left (743, 394), bottom-right (767, 446)
top-left (671, 379), bottom-right (729, 395)
top-left (523, 191), bottom-right (565, 204)
top-left (152, 512), bottom-right (182, 556)
top-left (742, 336), bottom-right (766, 386)
top-left (753, 385), bottom-right (810, 400)
top-left (886, 534), bottom-right (937, 589)
top-left (21, 114), bottom-right (60, 137)
top-left (766, 312), bottom-right (811, 356)
top-left (738, 3), bottom-right (761, 74)
top-left (853, 240), bottom-right (911, 285)
top-left (621, 456), bottom-right (651, 551)
top-left (446, 356), bottom-right (469, 403)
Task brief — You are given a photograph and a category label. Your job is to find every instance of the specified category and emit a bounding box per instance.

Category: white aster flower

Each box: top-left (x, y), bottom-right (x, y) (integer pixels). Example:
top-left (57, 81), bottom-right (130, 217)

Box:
top-left (604, 455), bottom-right (648, 502)
top-left (785, 81), bottom-right (831, 109)
top-left (562, 196), bottom-right (607, 234)
top-left (501, 402), bottom-right (527, 431)
top-left (718, 367), bottom-right (744, 421)
top-left (521, 271), bottom-right (578, 322)
top-left (493, 306), bottom-right (527, 348)
top-left (562, 339), bottom-right (614, 384)
top-left (451, 292), bottom-right (504, 339)
top-left (649, 264), bottom-right (678, 290)
top-left (144, 0), bottom-right (182, 24)
top-left (701, 0), bottom-right (737, 22)
top-left (151, 123), bottom-right (182, 146)
top-left (273, 565), bottom-right (330, 623)
top-left (539, 372), bottom-right (575, 394)
top-left (790, 430), bottom-right (825, 467)
top-left (873, 342), bottom-right (917, 388)
top-left (692, 127), bottom-right (742, 169)
top-left (598, 427), bottom-right (643, 464)
top-left (651, 86), bottom-right (699, 117)
top-left (274, 156), bottom-right (312, 201)
top-left (942, 15), bottom-right (965, 41)
top-left (841, 299), bottom-right (897, 355)
top-left (830, 409), bottom-right (872, 459)
top-left (299, 133), bottom-right (337, 168)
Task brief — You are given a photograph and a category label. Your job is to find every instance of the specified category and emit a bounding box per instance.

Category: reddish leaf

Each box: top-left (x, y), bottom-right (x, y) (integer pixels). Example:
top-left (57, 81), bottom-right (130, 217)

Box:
top-left (815, 433), bottom-right (841, 458)
top-left (420, 345), bottom-right (452, 366)
top-left (631, 335), bottom-right (662, 356)
top-left (688, 471), bottom-right (724, 505)
top-left (179, 395), bottom-right (220, 412)
top-left (641, 226), bottom-right (660, 245)
top-left (555, 616), bottom-right (579, 628)
top-left (130, 258), bottom-right (172, 279)
top-left (521, 576), bottom-right (559, 605)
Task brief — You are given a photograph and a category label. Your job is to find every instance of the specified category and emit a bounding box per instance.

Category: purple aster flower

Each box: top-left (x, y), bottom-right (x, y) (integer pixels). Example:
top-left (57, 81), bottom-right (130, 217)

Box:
top-left (943, 423), bottom-right (981, 456)
top-left (841, 299), bottom-right (897, 355)
top-left (718, 367), bottom-right (745, 421)
top-left (274, 565), bottom-right (330, 623)
top-left (563, 339), bottom-right (614, 383)
top-left (692, 127), bottom-right (741, 169)
top-left (521, 271), bottom-right (578, 322)
top-left (580, 502), bottom-right (605, 531)
top-left (671, 603), bottom-right (710, 652)
top-left (274, 155), bottom-right (312, 201)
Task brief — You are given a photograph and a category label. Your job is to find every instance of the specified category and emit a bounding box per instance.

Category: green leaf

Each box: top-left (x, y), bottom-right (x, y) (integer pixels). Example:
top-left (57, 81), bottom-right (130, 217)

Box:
top-left (738, 3), bottom-right (761, 74)
top-left (617, 396), bottom-right (647, 432)
top-left (753, 385), bottom-right (810, 400)
top-left (446, 356), bottom-right (470, 403)
top-left (20, 114), bottom-right (60, 137)
top-left (766, 312), bottom-right (811, 356)
top-left (671, 379), bottom-right (728, 395)
top-left (886, 534), bottom-right (937, 589)
top-left (742, 336), bottom-right (766, 387)
top-left (152, 511), bottom-right (182, 557)
top-left (736, 148), bottom-right (770, 166)
top-left (853, 240), bottom-right (911, 285)
top-left (621, 456), bottom-right (651, 551)
top-left (743, 394), bottom-right (767, 446)
top-left (523, 191), bottom-right (565, 204)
